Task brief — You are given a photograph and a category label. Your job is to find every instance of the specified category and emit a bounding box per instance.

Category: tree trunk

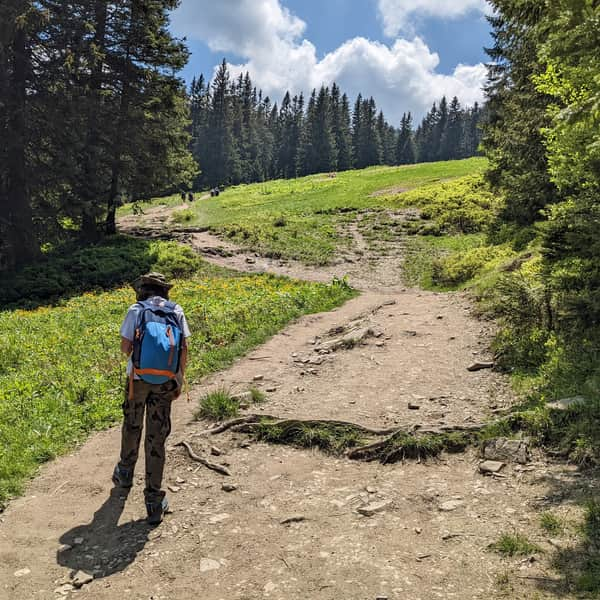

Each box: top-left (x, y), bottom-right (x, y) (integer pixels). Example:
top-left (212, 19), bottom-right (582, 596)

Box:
top-left (105, 2), bottom-right (135, 236)
top-left (5, 23), bottom-right (39, 268)
top-left (81, 0), bottom-right (108, 241)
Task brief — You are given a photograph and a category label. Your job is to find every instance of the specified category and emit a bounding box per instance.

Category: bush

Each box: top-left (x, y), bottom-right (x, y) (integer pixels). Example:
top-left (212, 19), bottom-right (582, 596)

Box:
top-left (0, 237), bottom-right (203, 307)
top-left (432, 244), bottom-right (516, 287)
top-left (171, 208), bottom-right (196, 224)
top-left (396, 175), bottom-right (502, 234)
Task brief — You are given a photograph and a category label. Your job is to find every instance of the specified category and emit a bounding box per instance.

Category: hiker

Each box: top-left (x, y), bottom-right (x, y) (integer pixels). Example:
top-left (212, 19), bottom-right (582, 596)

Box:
top-left (112, 272), bottom-right (191, 525)
top-left (180, 191), bottom-right (186, 201)
top-left (187, 192), bottom-right (194, 203)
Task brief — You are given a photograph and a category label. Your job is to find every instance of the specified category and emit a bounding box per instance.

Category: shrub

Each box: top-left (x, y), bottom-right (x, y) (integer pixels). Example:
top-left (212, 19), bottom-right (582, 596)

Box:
top-left (432, 244), bottom-right (516, 287)
top-left (396, 175), bottom-right (502, 234)
top-left (171, 208), bottom-right (196, 224)
top-left (0, 237), bottom-right (203, 308)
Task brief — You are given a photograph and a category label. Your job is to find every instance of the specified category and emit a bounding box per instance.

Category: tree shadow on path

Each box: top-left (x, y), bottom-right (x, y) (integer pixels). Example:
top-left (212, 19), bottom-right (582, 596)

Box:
top-left (57, 486), bottom-right (154, 579)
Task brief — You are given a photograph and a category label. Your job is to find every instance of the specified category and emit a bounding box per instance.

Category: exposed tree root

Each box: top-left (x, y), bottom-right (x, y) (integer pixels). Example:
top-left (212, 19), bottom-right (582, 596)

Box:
top-left (175, 441), bottom-right (231, 476)
top-left (206, 415), bottom-right (484, 463)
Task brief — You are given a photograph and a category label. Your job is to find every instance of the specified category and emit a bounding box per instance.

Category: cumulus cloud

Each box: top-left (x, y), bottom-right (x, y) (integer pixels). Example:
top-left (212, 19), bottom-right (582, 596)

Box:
top-left (171, 0), bottom-right (487, 124)
top-left (377, 0), bottom-right (489, 37)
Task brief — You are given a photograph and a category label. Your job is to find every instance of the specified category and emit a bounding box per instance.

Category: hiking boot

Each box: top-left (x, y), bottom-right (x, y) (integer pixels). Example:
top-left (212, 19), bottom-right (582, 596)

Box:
top-left (112, 464), bottom-right (133, 488)
top-left (146, 497), bottom-right (169, 525)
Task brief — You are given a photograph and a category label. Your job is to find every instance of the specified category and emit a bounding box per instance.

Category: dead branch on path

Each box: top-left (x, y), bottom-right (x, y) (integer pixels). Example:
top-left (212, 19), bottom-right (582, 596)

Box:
top-left (175, 441), bottom-right (231, 476)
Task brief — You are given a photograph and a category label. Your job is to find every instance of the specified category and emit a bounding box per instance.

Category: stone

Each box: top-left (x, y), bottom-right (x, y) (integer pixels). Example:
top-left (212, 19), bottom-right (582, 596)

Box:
top-left (483, 438), bottom-right (530, 464)
top-left (222, 483), bottom-right (238, 492)
top-left (408, 402), bottom-right (420, 410)
top-left (54, 584), bottom-right (75, 596)
top-left (467, 361), bottom-right (494, 372)
top-left (253, 375), bottom-right (264, 381)
top-left (167, 485), bottom-right (180, 493)
top-left (232, 391), bottom-right (253, 403)
top-left (209, 513), bottom-right (230, 524)
top-left (72, 570), bottom-right (93, 588)
top-left (357, 500), bottom-right (393, 517)
top-left (479, 460), bottom-right (505, 474)
top-left (245, 257), bottom-right (256, 264)
top-left (73, 537), bottom-right (84, 545)
top-left (414, 527), bottom-right (422, 534)
top-left (365, 486), bottom-right (378, 494)
top-left (200, 558), bottom-right (221, 573)
top-left (547, 396), bottom-right (586, 411)
top-left (58, 544), bottom-right (72, 553)
top-left (439, 500), bottom-right (464, 512)
top-left (375, 341), bottom-right (385, 348)
top-left (280, 515), bottom-right (307, 525)
top-left (14, 568), bottom-right (30, 577)
top-left (176, 477), bottom-right (186, 484)
top-left (266, 387), bottom-right (277, 393)
top-left (210, 446), bottom-right (223, 456)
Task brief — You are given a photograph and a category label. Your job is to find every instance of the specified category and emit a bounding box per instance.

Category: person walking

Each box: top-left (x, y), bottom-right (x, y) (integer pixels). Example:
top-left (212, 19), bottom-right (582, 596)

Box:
top-left (112, 272), bottom-right (191, 525)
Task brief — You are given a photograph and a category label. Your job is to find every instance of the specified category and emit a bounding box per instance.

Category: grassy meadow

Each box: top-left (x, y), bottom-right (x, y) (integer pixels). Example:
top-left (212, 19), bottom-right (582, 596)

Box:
top-left (122, 157), bottom-right (486, 264)
top-left (0, 240), bottom-right (354, 505)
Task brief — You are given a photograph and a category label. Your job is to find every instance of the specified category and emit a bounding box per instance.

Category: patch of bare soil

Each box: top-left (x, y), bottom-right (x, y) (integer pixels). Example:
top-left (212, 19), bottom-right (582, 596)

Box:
top-left (0, 211), bottom-right (583, 599)
top-left (369, 185), bottom-right (409, 198)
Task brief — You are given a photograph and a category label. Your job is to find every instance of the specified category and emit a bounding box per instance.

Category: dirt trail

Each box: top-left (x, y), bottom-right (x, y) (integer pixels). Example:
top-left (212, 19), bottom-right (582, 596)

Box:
top-left (0, 212), bottom-right (583, 599)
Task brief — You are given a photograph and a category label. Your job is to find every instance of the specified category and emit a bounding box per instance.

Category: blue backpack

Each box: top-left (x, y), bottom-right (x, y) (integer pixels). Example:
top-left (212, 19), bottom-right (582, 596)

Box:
top-left (131, 301), bottom-right (183, 385)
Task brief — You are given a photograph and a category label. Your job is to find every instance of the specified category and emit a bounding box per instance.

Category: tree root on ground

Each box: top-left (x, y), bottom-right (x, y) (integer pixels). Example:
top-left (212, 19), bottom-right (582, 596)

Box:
top-left (202, 415), bottom-right (484, 464)
top-left (175, 441), bottom-right (231, 476)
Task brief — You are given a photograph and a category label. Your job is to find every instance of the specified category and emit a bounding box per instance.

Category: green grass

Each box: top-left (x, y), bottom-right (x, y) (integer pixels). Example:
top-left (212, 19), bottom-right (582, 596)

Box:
top-left (489, 533), bottom-right (542, 557)
top-left (540, 511), bottom-right (565, 535)
top-left (0, 249), bottom-right (355, 505)
top-left (253, 420), bottom-right (366, 455)
top-left (198, 389), bottom-right (240, 421)
top-left (120, 158), bottom-right (487, 265)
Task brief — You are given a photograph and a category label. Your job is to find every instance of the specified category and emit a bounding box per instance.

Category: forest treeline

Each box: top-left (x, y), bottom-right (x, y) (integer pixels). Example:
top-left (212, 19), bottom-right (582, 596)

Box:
top-left (483, 1), bottom-right (600, 386)
top-left (189, 60), bottom-right (484, 189)
top-left (0, 1), bottom-right (196, 271)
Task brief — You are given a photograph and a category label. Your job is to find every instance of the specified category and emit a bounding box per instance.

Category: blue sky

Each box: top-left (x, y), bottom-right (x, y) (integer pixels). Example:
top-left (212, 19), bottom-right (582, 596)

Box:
top-left (171, 0), bottom-right (491, 123)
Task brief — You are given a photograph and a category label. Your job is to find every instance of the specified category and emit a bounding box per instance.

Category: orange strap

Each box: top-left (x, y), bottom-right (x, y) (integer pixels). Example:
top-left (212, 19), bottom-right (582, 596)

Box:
top-left (134, 368), bottom-right (177, 378)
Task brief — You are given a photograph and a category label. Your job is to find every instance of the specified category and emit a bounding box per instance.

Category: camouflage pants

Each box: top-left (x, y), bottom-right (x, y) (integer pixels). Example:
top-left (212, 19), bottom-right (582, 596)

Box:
top-left (118, 379), bottom-right (178, 504)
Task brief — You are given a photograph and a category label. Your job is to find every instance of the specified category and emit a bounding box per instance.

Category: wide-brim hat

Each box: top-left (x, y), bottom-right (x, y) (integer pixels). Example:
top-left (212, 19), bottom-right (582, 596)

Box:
top-left (132, 272), bottom-right (173, 291)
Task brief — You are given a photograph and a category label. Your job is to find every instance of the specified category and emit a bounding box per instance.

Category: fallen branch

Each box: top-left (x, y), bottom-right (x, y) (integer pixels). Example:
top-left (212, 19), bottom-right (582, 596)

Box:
top-left (175, 441), bottom-right (231, 476)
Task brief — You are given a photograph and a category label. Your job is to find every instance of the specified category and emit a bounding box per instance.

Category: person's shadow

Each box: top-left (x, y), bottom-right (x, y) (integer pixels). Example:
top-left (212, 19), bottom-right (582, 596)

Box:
top-left (57, 486), bottom-right (154, 579)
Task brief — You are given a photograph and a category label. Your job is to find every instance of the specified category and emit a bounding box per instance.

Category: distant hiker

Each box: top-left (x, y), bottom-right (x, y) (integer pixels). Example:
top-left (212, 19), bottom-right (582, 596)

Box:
top-left (210, 186), bottom-right (220, 197)
top-left (188, 192), bottom-right (194, 203)
top-left (112, 272), bottom-right (191, 525)
top-left (180, 191), bottom-right (186, 201)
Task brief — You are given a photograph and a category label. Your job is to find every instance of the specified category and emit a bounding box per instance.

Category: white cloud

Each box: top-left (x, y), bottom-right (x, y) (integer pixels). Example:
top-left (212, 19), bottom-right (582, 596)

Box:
top-left (172, 0), bottom-right (487, 124)
top-left (377, 0), bottom-right (489, 37)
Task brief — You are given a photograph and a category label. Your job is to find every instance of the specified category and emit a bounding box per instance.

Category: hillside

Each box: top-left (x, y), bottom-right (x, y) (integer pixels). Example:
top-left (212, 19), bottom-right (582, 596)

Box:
top-left (0, 158), bottom-right (596, 599)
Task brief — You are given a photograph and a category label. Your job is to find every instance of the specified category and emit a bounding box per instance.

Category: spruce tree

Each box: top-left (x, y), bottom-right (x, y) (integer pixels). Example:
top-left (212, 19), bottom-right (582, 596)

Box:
top-left (396, 113), bottom-right (416, 165)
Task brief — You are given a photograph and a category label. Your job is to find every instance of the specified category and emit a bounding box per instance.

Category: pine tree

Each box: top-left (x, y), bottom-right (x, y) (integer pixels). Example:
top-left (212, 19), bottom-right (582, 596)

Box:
top-left (330, 84), bottom-right (352, 172)
top-left (0, 1), bottom-right (43, 268)
top-left (483, 1), bottom-right (556, 225)
top-left (396, 113), bottom-right (416, 164)
top-left (206, 60), bottom-right (240, 187)
top-left (440, 97), bottom-right (463, 160)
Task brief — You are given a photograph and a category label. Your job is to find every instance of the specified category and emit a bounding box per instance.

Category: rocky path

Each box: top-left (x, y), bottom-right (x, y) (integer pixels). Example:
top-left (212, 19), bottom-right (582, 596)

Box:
top-left (0, 209), bottom-right (585, 599)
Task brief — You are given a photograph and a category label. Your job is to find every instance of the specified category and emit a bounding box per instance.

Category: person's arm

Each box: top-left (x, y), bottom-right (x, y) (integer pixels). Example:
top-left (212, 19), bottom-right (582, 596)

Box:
top-left (121, 337), bottom-right (133, 355)
top-left (120, 306), bottom-right (137, 356)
